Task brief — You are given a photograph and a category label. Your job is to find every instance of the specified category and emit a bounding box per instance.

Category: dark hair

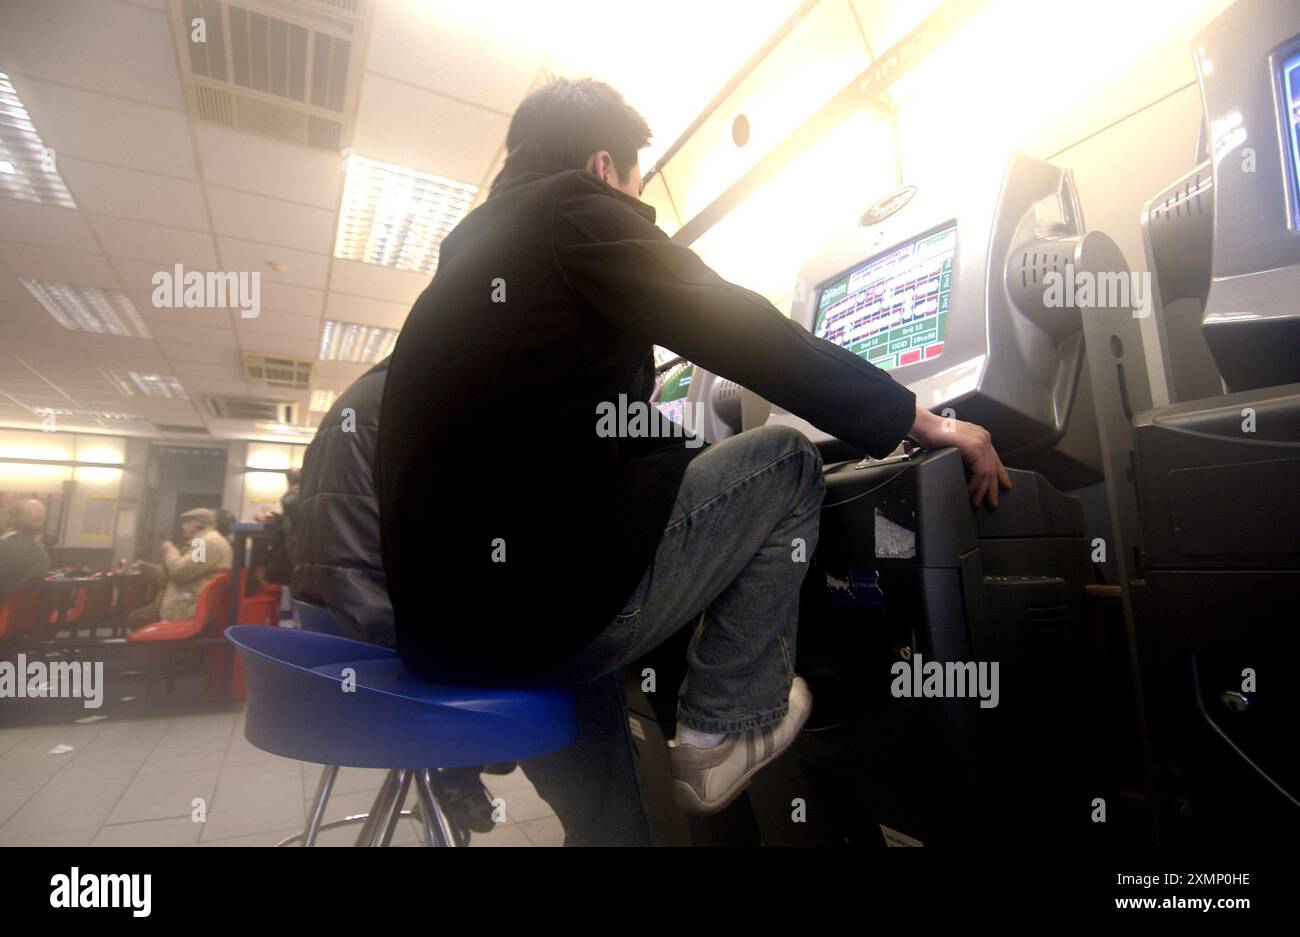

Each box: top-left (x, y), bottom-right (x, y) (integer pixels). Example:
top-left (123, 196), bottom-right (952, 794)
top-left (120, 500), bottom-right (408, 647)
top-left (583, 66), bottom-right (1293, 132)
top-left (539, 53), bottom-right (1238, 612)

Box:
top-left (215, 508), bottom-right (235, 538)
top-left (497, 78), bottom-right (651, 187)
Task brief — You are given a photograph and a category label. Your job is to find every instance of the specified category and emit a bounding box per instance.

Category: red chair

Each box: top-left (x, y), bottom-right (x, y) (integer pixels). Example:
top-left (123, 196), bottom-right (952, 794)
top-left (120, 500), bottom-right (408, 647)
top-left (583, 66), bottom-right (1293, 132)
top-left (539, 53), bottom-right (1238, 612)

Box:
top-left (47, 582), bottom-right (87, 629)
top-left (203, 579), bottom-right (282, 701)
top-left (0, 588), bottom-right (41, 641)
top-left (128, 572), bottom-right (232, 701)
top-left (112, 575), bottom-right (154, 637)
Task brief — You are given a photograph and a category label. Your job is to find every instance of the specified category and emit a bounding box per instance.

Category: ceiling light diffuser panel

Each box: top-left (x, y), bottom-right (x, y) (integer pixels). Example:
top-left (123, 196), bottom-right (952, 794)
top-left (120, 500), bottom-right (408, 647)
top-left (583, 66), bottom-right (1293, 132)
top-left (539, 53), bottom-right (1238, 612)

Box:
top-left (333, 152), bottom-right (477, 276)
top-left (318, 319), bottom-right (397, 364)
top-left (106, 371), bottom-right (188, 399)
top-left (21, 279), bottom-right (152, 338)
top-left (0, 72), bottom-right (77, 208)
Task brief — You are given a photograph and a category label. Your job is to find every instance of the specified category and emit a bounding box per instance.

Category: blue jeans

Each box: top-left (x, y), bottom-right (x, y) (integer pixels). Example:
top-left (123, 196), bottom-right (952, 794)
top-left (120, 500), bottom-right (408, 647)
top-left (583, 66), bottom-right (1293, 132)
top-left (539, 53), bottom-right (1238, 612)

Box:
top-left (521, 425), bottom-right (825, 844)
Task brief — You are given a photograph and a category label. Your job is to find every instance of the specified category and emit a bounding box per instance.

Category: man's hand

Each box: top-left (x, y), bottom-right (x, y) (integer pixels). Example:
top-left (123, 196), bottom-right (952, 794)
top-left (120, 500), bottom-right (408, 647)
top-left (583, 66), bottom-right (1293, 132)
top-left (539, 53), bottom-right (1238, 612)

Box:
top-left (908, 405), bottom-right (1012, 508)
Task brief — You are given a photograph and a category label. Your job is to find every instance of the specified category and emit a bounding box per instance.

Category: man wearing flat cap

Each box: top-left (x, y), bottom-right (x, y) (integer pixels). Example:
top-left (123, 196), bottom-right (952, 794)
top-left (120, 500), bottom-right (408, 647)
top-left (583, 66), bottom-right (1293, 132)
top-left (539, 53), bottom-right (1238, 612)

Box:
top-left (127, 507), bottom-right (233, 631)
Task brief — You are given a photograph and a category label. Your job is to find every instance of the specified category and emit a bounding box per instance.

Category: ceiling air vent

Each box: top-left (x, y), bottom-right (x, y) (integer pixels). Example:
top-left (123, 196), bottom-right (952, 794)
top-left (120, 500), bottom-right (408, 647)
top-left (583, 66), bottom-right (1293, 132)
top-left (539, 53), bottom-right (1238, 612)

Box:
top-left (155, 424), bottom-right (211, 434)
top-left (242, 353), bottom-right (313, 389)
top-left (206, 397), bottom-right (296, 422)
top-left (169, 0), bottom-right (370, 151)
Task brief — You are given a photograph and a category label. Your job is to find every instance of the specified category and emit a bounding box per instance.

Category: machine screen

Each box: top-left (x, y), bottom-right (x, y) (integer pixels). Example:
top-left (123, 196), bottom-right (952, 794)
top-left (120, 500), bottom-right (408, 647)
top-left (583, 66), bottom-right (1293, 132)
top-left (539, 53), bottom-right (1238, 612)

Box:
top-left (1283, 44), bottom-right (1300, 224)
top-left (813, 224), bottom-right (956, 371)
top-left (655, 361), bottom-right (692, 424)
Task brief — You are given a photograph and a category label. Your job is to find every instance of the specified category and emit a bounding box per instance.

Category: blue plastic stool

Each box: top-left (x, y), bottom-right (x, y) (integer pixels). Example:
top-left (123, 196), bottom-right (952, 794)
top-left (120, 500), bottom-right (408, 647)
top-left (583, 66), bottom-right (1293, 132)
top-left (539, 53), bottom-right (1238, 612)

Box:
top-left (285, 599), bottom-right (359, 846)
top-left (227, 624), bottom-right (575, 846)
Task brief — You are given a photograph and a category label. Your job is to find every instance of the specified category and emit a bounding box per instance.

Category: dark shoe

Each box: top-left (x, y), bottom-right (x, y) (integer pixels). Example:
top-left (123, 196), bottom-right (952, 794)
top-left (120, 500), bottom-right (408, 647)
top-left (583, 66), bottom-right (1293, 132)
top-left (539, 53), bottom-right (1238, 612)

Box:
top-left (438, 772), bottom-right (497, 834)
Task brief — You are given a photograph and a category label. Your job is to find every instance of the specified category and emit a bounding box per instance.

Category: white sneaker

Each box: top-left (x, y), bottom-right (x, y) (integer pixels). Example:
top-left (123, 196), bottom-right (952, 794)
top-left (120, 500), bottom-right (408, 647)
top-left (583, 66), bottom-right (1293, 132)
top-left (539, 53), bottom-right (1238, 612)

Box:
top-left (667, 675), bottom-right (812, 815)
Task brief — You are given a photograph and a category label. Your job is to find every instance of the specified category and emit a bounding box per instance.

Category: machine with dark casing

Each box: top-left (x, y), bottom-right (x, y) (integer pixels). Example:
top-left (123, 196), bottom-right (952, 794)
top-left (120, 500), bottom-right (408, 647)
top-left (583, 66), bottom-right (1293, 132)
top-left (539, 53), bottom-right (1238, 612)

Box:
top-left (629, 152), bottom-right (1154, 845)
top-left (1132, 0), bottom-right (1300, 842)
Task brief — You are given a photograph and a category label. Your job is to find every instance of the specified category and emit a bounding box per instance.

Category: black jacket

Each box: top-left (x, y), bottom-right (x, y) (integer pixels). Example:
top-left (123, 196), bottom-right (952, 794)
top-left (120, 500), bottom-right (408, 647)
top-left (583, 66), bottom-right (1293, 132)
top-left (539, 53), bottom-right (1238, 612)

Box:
top-left (292, 360), bottom-right (394, 647)
top-left (0, 530), bottom-right (49, 606)
top-left (378, 161), bottom-right (916, 683)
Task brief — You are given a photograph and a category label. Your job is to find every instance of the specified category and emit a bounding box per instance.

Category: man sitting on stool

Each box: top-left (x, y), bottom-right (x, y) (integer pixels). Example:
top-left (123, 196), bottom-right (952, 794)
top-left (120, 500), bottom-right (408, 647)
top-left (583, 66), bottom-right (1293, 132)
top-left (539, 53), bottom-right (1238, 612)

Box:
top-left (128, 508), bottom-right (232, 631)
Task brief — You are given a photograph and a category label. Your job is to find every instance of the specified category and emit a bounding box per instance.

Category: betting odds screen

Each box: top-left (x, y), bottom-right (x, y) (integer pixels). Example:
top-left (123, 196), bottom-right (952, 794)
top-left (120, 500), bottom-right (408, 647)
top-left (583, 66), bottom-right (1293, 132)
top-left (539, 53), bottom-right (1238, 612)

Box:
top-left (655, 360), bottom-right (693, 425)
top-left (813, 224), bottom-right (957, 371)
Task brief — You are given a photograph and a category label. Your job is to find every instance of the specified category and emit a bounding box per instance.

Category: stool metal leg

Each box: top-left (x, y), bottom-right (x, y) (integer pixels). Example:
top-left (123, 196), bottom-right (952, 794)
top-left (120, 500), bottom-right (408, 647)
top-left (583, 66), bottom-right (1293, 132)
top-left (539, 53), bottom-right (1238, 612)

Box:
top-left (276, 766), bottom-right (420, 847)
top-left (374, 770), bottom-right (412, 847)
top-left (354, 769), bottom-right (401, 846)
top-left (303, 765), bottom-right (338, 847)
top-left (415, 768), bottom-right (461, 847)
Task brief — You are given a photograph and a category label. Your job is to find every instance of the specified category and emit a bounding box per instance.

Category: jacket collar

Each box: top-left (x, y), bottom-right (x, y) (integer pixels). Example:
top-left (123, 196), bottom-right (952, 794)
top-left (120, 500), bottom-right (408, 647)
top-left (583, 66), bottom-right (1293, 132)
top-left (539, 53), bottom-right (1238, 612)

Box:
top-left (489, 151), bottom-right (657, 225)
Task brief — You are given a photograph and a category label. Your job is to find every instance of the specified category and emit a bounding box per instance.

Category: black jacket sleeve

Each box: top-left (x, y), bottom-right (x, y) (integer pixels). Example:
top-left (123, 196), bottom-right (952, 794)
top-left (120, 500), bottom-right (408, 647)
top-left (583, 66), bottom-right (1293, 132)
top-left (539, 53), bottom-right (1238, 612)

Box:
top-left (553, 182), bottom-right (917, 458)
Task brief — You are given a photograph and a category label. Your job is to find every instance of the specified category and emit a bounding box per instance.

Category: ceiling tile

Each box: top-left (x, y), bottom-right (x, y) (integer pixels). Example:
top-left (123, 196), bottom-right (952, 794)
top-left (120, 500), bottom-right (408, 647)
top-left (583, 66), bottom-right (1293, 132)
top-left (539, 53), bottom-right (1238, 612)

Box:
top-left (0, 242), bottom-right (119, 289)
top-left (158, 340), bottom-right (241, 364)
top-left (29, 367), bottom-right (120, 395)
top-left (88, 215), bottom-right (218, 268)
top-left (0, 0), bottom-right (184, 109)
top-left (366, 0), bottom-right (550, 114)
top-left (311, 360), bottom-right (370, 390)
top-left (236, 309), bottom-right (322, 340)
top-left (138, 302), bottom-right (236, 330)
top-left (113, 259), bottom-right (179, 297)
top-left (259, 281), bottom-right (325, 317)
top-left (11, 76), bottom-right (198, 178)
top-left (324, 292), bottom-right (409, 329)
top-left (0, 201), bottom-right (99, 252)
top-left (0, 275), bottom-right (36, 301)
top-left (166, 362), bottom-right (245, 383)
top-left (241, 333), bottom-right (317, 358)
top-left (59, 157), bottom-right (209, 229)
top-left (217, 237), bottom-right (329, 290)
top-left (180, 378), bottom-right (255, 398)
top-left (0, 304), bottom-right (54, 329)
top-left (195, 124), bottom-right (343, 210)
top-left (352, 72), bottom-right (505, 184)
top-left (148, 319), bottom-right (236, 345)
top-left (69, 332), bottom-right (166, 361)
top-left (207, 188), bottom-right (335, 254)
top-left (328, 258), bottom-right (428, 304)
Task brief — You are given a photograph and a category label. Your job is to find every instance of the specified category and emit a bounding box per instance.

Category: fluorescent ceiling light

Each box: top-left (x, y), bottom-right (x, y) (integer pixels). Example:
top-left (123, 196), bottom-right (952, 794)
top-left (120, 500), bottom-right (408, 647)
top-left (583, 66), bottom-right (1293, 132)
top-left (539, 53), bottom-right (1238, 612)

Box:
top-left (256, 422), bottom-right (316, 437)
top-left (653, 346), bottom-right (683, 368)
top-left (0, 72), bottom-right (77, 208)
top-left (308, 389), bottom-right (337, 412)
top-left (333, 153), bottom-right (477, 276)
top-left (106, 370), bottom-right (188, 399)
top-left (40, 407), bottom-right (148, 423)
top-left (21, 279), bottom-right (152, 338)
top-left (318, 319), bottom-right (397, 364)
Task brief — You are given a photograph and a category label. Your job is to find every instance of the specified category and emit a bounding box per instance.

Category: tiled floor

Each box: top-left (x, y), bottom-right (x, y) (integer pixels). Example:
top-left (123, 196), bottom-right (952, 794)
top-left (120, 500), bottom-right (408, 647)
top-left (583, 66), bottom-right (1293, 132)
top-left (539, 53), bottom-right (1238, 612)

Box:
top-left (0, 706), bottom-right (563, 847)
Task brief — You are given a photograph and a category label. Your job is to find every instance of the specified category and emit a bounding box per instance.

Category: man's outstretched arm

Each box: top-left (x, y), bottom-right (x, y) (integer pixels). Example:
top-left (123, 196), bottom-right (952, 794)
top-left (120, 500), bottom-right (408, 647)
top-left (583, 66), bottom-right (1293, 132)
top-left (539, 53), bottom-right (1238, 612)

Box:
top-left (554, 183), bottom-right (1012, 506)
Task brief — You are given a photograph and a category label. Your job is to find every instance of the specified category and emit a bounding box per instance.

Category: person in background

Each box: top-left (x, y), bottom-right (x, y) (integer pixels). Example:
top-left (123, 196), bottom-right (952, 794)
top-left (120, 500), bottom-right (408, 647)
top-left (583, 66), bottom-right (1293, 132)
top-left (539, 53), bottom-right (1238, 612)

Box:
top-left (0, 499), bottom-right (50, 605)
top-left (215, 508), bottom-right (236, 546)
top-left (281, 468), bottom-right (303, 563)
top-left (293, 360), bottom-right (498, 837)
top-left (127, 507), bottom-right (232, 630)
top-left (294, 361), bottom-right (392, 646)
top-left (262, 470), bottom-right (303, 586)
